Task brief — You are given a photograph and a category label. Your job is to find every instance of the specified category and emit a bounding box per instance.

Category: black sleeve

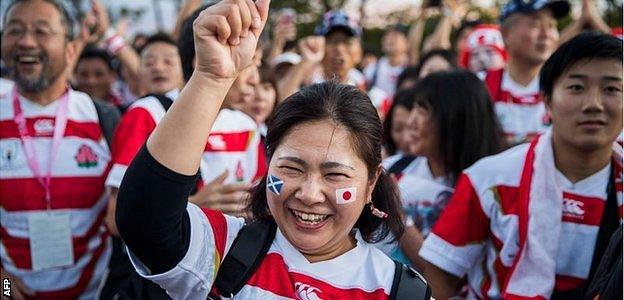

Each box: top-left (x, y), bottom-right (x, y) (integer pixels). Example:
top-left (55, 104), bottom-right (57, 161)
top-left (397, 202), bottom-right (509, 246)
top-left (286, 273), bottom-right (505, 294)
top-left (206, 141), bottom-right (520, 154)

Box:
top-left (116, 145), bottom-right (200, 274)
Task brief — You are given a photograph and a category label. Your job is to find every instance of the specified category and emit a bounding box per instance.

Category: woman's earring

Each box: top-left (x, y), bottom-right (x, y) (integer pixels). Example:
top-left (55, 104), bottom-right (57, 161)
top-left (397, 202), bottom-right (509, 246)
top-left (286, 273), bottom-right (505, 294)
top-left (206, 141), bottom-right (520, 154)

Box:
top-left (369, 202), bottom-right (388, 219)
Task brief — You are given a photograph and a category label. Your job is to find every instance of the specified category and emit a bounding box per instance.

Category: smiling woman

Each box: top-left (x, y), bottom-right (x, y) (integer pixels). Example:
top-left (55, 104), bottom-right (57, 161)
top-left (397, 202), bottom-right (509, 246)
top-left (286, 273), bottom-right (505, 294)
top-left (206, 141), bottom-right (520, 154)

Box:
top-left (115, 1), bottom-right (430, 299)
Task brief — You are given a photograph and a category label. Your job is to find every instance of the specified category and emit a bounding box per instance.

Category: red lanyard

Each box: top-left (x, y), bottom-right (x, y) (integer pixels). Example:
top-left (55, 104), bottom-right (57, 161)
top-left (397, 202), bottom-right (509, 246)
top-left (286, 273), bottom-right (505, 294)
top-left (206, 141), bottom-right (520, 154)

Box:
top-left (12, 86), bottom-right (69, 210)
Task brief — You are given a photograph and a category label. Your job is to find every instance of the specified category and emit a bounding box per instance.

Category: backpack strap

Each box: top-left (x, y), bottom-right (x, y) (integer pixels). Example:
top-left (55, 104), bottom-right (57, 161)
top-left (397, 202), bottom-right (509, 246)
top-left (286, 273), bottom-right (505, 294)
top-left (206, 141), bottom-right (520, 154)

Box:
top-left (367, 59), bottom-right (382, 92)
top-left (211, 218), bottom-right (277, 298)
top-left (143, 93), bottom-right (174, 112)
top-left (389, 260), bottom-right (431, 300)
top-left (387, 155), bottom-right (417, 176)
top-left (93, 99), bottom-right (121, 149)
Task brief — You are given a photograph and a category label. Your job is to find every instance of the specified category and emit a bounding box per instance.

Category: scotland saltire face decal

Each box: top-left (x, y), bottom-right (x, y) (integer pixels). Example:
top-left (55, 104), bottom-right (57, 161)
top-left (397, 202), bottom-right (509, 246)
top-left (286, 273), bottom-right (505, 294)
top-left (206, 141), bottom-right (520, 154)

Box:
top-left (267, 174), bottom-right (284, 195)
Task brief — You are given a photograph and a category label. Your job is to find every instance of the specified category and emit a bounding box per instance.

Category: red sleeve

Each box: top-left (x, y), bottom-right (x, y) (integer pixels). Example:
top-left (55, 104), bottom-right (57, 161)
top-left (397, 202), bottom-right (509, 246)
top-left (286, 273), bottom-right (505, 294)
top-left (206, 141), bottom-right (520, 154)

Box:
top-left (254, 137), bottom-right (267, 181)
top-left (111, 107), bottom-right (157, 167)
top-left (431, 173), bottom-right (490, 246)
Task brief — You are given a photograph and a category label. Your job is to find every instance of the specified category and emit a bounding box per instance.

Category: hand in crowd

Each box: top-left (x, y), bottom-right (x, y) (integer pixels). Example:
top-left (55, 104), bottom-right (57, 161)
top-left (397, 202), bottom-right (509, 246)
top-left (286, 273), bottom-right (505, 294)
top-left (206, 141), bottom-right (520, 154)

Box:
top-left (80, 0), bottom-right (110, 44)
top-left (191, 0), bottom-right (270, 81)
top-left (444, 0), bottom-right (468, 26)
top-left (299, 36), bottom-right (325, 64)
top-left (272, 16), bottom-right (297, 44)
top-left (188, 170), bottom-right (252, 219)
top-left (1, 267), bottom-right (34, 300)
top-left (580, 0), bottom-right (610, 32)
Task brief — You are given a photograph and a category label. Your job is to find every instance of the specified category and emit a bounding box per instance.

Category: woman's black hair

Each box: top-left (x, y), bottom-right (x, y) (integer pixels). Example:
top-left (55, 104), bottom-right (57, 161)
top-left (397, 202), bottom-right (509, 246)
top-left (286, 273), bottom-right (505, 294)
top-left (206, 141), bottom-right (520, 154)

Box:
top-left (178, 6), bottom-right (210, 82)
top-left (410, 70), bottom-right (504, 184)
top-left (395, 65), bottom-right (420, 92)
top-left (415, 49), bottom-right (458, 78)
top-left (249, 81), bottom-right (404, 243)
top-left (540, 31), bottom-right (623, 101)
top-left (382, 90), bottom-right (414, 155)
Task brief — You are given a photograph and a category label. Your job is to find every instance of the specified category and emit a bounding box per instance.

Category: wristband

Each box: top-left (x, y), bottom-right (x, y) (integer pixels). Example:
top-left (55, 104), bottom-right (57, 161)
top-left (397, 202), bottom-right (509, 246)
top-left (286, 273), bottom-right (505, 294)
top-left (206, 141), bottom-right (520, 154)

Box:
top-left (104, 29), bottom-right (126, 55)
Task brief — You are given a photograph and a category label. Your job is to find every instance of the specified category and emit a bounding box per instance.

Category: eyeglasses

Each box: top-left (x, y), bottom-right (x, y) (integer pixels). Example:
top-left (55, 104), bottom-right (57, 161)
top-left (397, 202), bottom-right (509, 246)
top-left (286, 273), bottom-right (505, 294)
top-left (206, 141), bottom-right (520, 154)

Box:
top-left (3, 26), bottom-right (65, 42)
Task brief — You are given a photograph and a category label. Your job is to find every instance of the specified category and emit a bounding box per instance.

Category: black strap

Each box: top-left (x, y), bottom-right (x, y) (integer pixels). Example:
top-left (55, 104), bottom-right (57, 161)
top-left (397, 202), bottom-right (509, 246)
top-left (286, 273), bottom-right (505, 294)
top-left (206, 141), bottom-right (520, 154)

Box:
top-left (144, 93), bottom-right (174, 111)
top-left (211, 219), bottom-right (277, 298)
top-left (588, 164), bottom-right (619, 283)
top-left (389, 260), bottom-right (431, 300)
top-left (387, 155), bottom-right (417, 176)
top-left (367, 59), bottom-right (382, 92)
top-left (584, 225), bottom-right (622, 299)
top-left (93, 99), bottom-right (121, 149)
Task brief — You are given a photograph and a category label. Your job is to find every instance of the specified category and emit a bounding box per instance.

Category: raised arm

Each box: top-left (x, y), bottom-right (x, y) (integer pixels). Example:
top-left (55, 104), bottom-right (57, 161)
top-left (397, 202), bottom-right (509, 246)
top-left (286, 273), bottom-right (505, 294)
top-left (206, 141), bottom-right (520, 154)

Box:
top-left (276, 36), bottom-right (324, 102)
top-left (408, 9), bottom-right (428, 65)
top-left (422, 0), bottom-right (466, 53)
top-left (147, 0), bottom-right (270, 174)
top-left (115, 0), bottom-right (270, 274)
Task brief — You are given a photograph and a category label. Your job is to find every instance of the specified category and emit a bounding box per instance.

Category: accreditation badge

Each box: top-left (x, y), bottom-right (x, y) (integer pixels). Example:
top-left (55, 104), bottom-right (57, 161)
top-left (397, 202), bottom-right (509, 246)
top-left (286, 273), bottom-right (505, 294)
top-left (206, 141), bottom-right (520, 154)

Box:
top-left (28, 212), bottom-right (74, 271)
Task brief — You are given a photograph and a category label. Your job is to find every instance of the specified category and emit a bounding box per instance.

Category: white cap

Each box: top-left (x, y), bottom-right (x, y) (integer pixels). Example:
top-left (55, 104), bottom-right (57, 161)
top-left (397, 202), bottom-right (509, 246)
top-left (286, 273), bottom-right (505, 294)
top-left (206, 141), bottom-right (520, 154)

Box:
top-left (272, 52), bottom-right (302, 68)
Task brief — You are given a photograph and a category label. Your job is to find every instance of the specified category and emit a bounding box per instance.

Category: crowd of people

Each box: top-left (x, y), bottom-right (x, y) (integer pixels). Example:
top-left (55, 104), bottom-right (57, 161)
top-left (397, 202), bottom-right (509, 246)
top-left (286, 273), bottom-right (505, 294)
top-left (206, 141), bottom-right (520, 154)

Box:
top-left (0, 0), bottom-right (622, 299)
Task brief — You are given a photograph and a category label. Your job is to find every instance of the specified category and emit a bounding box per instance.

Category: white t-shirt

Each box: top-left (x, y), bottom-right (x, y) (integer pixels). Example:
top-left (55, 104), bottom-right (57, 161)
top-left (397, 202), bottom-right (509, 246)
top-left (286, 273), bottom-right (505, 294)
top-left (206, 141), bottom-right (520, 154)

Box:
top-left (128, 205), bottom-right (397, 299)
top-left (383, 156), bottom-right (453, 236)
top-left (364, 57), bottom-right (405, 97)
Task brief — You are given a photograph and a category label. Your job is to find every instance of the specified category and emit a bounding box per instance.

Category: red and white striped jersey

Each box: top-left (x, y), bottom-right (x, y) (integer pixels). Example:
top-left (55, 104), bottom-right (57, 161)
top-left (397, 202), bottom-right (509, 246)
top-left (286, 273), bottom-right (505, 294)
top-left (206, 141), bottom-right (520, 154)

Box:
top-left (128, 204), bottom-right (396, 300)
top-left (419, 143), bottom-right (623, 299)
top-left (106, 93), bottom-right (262, 188)
top-left (484, 69), bottom-right (549, 143)
top-left (200, 109), bottom-right (261, 184)
top-left (0, 80), bottom-right (112, 299)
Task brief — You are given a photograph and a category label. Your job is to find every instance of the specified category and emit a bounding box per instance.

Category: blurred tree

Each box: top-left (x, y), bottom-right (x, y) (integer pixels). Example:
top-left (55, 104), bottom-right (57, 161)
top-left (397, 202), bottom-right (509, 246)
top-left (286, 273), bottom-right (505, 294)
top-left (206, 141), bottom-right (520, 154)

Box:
top-left (604, 0), bottom-right (622, 27)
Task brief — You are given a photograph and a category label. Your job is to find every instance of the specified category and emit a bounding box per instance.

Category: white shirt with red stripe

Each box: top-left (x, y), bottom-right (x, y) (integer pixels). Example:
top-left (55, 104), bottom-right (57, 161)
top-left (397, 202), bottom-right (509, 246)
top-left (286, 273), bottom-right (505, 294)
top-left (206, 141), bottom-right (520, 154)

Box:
top-left (106, 91), bottom-right (261, 188)
top-left (201, 109), bottom-right (261, 184)
top-left (419, 143), bottom-right (623, 299)
top-left (128, 205), bottom-right (397, 300)
top-left (0, 80), bottom-right (112, 299)
top-left (484, 68), bottom-right (549, 143)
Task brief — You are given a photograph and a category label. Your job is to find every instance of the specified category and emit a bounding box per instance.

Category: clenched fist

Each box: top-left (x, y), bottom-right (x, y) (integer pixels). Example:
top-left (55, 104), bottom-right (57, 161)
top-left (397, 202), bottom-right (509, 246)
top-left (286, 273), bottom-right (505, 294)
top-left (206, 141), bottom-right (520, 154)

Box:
top-left (192, 0), bottom-right (270, 81)
top-left (299, 36), bottom-right (325, 64)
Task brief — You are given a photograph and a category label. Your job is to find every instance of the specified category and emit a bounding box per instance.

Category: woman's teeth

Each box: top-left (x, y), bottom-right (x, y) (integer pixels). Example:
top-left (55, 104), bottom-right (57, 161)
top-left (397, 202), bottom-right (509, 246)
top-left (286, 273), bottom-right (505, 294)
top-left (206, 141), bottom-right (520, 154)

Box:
top-left (291, 209), bottom-right (329, 224)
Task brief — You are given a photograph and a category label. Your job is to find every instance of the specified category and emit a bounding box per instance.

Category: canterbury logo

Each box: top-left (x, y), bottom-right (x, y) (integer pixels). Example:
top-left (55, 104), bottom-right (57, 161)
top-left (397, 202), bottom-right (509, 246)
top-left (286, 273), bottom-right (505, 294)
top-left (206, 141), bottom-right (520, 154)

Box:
top-left (208, 135), bottom-right (226, 150)
top-left (562, 198), bottom-right (585, 218)
top-left (295, 282), bottom-right (322, 300)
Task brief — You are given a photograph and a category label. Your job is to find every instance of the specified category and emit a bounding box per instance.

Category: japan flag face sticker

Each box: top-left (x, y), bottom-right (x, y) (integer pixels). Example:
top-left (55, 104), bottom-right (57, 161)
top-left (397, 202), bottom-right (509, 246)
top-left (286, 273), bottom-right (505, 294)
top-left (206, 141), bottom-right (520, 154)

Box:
top-left (336, 187), bottom-right (357, 204)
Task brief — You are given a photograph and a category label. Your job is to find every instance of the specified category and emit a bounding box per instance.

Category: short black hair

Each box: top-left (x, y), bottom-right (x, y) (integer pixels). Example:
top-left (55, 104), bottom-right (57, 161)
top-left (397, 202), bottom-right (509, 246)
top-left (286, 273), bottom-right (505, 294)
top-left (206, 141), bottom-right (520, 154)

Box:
top-left (384, 24), bottom-right (408, 37)
top-left (4, 0), bottom-right (75, 40)
top-left (415, 49), bottom-right (458, 78)
top-left (77, 46), bottom-right (115, 71)
top-left (138, 32), bottom-right (178, 55)
top-left (540, 31), bottom-right (623, 100)
top-left (396, 65), bottom-right (420, 91)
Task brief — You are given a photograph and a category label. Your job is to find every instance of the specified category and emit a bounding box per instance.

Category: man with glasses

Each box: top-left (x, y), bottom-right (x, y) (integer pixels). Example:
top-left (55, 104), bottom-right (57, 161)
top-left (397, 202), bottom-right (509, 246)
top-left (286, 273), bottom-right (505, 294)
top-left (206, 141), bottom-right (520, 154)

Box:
top-left (0, 1), bottom-right (112, 298)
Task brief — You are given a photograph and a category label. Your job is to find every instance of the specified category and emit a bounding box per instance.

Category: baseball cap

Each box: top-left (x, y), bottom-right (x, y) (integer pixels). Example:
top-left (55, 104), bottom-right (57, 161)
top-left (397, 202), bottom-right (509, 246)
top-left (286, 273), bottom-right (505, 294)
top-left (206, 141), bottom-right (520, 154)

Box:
top-left (314, 10), bottom-right (362, 38)
top-left (500, 0), bottom-right (570, 22)
top-left (272, 52), bottom-right (302, 68)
